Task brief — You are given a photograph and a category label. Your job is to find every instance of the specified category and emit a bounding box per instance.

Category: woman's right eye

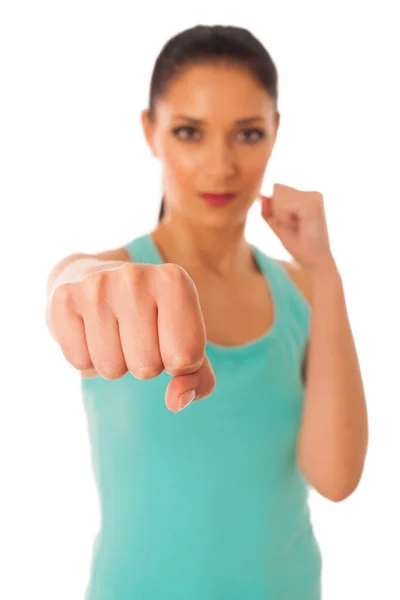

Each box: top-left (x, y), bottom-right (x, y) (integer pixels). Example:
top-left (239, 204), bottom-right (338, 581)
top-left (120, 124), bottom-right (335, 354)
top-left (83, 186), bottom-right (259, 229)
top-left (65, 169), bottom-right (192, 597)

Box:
top-left (172, 126), bottom-right (201, 141)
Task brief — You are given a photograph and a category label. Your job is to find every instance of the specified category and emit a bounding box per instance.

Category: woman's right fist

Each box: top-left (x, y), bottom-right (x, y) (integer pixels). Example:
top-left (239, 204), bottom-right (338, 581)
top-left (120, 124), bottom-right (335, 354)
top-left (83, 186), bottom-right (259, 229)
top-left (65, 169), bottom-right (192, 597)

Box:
top-left (49, 262), bottom-right (216, 412)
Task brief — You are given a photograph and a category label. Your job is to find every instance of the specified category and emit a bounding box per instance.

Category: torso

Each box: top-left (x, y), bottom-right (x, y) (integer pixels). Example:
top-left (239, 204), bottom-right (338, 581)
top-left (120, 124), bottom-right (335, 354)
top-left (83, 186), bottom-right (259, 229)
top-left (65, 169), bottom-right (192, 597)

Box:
top-left (187, 268), bottom-right (275, 346)
top-left (80, 243), bottom-right (307, 379)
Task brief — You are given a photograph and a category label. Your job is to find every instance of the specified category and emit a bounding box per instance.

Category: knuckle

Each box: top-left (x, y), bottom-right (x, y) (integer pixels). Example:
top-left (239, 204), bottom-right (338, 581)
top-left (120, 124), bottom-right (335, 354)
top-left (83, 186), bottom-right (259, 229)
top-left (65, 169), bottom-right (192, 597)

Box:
top-left (61, 344), bottom-right (91, 370)
top-left (79, 271), bottom-right (107, 305)
top-left (159, 262), bottom-right (188, 284)
top-left (118, 263), bottom-right (148, 294)
top-left (131, 363), bottom-right (164, 380)
top-left (97, 361), bottom-right (127, 380)
top-left (70, 356), bottom-right (93, 371)
top-left (118, 262), bottom-right (146, 282)
top-left (116, 265), bottom-right (154, 307)
top-left (116, 261), bottom-right (138, 279)
top-left (52, 283), bottom-right (73, 310)
top-left (165, 351), bottom-right (204, 374)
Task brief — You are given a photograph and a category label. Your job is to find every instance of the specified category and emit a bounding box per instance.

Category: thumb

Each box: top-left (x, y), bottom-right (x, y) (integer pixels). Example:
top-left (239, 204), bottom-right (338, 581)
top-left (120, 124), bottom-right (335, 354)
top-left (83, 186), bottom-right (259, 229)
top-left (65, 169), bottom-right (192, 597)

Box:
top-left (260, 194), bottom-right (294, 247)
top-left (165, 354), bottom-right (216, 412)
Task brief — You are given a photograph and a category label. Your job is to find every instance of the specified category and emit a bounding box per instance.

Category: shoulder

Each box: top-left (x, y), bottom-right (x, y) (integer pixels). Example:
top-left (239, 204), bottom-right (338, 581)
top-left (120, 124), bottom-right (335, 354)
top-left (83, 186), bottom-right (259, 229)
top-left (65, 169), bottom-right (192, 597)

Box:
top-left (276, 259), bottom-right (313, 308)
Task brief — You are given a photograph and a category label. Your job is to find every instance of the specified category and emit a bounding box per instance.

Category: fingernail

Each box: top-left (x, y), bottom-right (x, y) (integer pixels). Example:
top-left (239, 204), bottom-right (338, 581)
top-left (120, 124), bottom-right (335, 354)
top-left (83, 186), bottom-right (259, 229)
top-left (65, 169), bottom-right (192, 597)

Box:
top-left (178, 389), bottom-right (196, 411)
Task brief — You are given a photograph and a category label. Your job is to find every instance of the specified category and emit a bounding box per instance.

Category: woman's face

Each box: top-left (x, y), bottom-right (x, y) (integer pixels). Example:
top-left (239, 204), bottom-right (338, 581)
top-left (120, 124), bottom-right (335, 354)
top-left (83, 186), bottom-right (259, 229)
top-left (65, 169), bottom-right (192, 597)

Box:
top-left (142, 62), bottom-right (280, 227)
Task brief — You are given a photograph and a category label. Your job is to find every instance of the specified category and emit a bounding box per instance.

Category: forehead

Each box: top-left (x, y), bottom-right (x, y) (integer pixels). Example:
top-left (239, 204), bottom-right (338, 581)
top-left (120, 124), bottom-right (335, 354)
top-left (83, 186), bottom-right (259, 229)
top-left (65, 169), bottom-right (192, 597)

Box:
top-left (155, 63), bottom-right (274, 123)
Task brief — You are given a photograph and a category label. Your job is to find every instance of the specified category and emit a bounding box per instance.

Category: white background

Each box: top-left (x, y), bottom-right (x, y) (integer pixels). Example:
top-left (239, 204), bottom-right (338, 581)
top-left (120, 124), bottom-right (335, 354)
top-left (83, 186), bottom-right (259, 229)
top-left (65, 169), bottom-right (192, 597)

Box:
top-left (1, 1), bottom-right (399, 598)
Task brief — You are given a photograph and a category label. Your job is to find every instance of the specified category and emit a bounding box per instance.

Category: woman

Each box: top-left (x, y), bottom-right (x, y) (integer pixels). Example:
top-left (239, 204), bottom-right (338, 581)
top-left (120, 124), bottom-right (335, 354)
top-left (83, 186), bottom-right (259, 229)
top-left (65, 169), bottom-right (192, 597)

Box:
top-left (46, 25), bottom-right (368, 600)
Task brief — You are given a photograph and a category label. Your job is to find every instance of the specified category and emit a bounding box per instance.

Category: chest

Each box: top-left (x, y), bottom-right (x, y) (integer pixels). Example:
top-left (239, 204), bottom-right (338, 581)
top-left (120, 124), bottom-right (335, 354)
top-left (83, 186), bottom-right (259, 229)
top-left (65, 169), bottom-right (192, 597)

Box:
top-left (191, 271), bottom-right (275, 347)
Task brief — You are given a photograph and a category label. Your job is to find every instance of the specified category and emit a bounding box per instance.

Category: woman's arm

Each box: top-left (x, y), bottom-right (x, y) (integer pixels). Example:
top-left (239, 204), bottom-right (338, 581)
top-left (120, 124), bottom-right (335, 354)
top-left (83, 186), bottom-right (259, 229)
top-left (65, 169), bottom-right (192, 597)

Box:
top-left (292, 263), bottom-right (368, 502)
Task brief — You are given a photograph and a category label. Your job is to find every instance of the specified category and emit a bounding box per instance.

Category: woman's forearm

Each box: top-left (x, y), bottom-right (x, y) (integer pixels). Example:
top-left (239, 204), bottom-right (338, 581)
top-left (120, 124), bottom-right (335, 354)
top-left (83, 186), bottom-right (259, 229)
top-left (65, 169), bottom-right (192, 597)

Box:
top-left (296, 265), bottom-right (369, 501)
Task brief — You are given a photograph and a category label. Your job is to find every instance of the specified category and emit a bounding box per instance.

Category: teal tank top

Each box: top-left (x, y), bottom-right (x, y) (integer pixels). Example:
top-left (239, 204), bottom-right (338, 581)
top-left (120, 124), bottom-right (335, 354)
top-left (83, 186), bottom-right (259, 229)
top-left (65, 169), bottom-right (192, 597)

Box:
top-left (81, 232), bottom-right (322, 599)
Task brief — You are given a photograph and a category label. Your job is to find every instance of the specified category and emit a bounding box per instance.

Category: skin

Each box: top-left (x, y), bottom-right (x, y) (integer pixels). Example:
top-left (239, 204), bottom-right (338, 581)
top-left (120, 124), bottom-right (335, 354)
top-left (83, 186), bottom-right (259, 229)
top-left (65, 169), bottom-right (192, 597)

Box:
top-left (141, 61), bottom-right (280, 278)
top-left (140, 62), bottom-right (368, 501)
top-left (71, 61), bottom-right (367, 501)
top-left (75, 63), bottom-right (304, 382)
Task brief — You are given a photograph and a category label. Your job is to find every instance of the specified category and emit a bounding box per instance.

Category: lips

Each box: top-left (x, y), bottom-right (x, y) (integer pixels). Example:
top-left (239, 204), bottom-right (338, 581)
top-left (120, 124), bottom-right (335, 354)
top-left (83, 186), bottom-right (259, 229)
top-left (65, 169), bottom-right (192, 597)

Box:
top-left (199, 193), bottom-right (236, 205)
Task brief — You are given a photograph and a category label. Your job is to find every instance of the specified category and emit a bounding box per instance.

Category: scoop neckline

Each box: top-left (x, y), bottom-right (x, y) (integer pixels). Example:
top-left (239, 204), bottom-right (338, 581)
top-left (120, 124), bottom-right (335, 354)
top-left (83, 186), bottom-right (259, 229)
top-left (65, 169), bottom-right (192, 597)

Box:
top-left (146, 232), bottom-right (281, 356)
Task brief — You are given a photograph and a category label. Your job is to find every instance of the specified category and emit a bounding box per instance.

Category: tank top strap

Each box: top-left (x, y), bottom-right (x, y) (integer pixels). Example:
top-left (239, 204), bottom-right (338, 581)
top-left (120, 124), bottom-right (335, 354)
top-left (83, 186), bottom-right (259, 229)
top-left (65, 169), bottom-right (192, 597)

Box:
top-left (125, 233), bottom-right (163, 266)
top-left (251, 243), bottom-right (311, 341)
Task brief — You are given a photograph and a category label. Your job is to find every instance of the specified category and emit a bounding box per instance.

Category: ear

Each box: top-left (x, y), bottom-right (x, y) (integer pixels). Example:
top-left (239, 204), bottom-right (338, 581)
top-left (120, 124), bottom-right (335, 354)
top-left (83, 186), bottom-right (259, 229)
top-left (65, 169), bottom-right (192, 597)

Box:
top-left (141, 109), bottom-right (159, 158)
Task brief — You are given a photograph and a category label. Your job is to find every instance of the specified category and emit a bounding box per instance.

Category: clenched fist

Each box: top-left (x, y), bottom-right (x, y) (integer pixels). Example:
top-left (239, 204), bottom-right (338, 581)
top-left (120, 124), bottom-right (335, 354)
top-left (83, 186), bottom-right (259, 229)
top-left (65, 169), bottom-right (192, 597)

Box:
top-left (49, 262), bottom-right (216, 412)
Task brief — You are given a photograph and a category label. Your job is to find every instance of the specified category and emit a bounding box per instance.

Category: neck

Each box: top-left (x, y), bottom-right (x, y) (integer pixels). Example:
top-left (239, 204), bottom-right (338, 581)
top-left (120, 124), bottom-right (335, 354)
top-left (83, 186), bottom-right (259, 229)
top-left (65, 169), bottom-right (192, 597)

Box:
top-left (151, 214), bottom-right (257, 280)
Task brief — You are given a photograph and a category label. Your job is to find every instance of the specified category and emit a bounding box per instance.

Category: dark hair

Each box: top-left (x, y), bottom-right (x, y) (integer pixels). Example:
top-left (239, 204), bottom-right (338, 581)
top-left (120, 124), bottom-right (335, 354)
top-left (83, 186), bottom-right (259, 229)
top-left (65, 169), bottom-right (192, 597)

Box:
top-left (149, 25), bottom-right (279, 223)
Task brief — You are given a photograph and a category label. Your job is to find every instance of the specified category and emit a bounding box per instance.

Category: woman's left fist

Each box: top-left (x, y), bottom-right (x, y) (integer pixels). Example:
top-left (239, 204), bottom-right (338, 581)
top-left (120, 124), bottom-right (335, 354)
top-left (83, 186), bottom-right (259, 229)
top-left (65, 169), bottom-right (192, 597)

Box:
top-left (260, 183), bottom-right (336, 274)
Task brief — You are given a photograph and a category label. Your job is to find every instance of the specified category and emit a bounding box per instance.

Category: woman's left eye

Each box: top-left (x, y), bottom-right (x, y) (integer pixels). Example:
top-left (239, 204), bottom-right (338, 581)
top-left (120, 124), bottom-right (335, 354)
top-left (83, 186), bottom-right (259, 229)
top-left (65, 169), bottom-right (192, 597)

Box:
top-left (238, 129), bottom-right (266, 143)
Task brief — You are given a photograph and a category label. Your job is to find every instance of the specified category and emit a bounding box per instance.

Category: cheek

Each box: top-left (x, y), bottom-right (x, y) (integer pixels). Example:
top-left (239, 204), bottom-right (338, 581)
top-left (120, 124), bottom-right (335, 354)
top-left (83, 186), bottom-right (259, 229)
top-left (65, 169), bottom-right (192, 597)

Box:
top-left (241, 153), bottom-right (268, 187)
top-left (161, 140), bottom-right (199, 186)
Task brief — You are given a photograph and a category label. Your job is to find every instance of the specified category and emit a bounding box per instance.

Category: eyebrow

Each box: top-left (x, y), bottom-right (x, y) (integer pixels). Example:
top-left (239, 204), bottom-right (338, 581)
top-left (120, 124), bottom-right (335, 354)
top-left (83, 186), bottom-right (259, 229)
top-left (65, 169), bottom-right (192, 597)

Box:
top-left (172, 115), bottom-right (265, 125)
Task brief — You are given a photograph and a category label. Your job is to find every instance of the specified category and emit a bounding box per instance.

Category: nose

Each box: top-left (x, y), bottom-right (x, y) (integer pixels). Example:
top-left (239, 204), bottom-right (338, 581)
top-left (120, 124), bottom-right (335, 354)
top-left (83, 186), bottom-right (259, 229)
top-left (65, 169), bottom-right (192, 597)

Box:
top-left (203, 136), bottom-right (237, 179)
